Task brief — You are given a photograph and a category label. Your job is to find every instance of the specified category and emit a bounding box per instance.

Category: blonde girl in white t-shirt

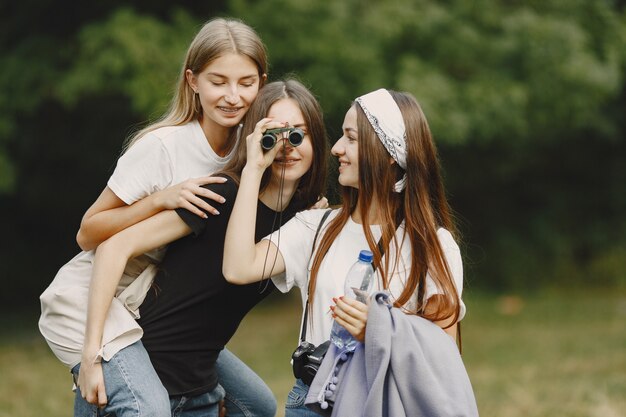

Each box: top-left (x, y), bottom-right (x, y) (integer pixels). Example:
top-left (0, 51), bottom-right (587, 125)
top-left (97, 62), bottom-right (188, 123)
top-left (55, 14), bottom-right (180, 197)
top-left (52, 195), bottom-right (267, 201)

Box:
top-left (39, 18), bottom-right (283, 417)
top-left (223, 88), bottom-right (465, 416)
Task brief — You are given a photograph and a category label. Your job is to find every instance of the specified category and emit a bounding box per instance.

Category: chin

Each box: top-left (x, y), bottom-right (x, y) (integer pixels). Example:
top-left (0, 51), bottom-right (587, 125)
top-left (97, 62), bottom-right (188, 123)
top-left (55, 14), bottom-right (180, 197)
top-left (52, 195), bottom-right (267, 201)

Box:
top-left (338, 178), bottom-right (357, 188)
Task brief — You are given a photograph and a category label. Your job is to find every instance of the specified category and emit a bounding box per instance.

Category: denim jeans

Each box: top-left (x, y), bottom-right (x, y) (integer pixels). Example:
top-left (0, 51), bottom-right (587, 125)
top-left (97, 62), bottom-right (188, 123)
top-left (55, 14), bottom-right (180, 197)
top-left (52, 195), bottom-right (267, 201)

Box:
top-left (285, 379), bottom-right (324, 417)
top-left (72, 342), bottom-right (274, 417)
top-left (170, 384), bottom-right (225, 417)
top-left (217, 349), bottom-right (277, 417)
top-left (72, 341), bottom-right (170, 417)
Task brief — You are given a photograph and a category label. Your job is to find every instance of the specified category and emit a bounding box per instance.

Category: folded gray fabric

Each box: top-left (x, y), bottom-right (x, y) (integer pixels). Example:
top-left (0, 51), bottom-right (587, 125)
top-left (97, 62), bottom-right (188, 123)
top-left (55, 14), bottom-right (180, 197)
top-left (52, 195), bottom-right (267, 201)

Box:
top-left (306, 291), bottom-right (479, 417)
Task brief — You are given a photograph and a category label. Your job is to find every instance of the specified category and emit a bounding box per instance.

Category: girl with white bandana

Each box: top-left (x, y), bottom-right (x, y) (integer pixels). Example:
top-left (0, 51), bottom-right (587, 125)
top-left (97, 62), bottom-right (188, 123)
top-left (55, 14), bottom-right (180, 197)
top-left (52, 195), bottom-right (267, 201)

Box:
top-left (223, 89), bottom-right (466, 416)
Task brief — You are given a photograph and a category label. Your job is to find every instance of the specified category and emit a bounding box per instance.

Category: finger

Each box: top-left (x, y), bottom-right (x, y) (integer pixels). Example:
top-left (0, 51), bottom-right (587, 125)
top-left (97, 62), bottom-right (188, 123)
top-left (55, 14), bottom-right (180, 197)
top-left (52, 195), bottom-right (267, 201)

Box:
top-left (334, 305), bottom-right (366, 328)
top-left (254, 117), bottom-right (273, 130)
top-left (337, 297), bottom-right (369, 314)
top-left (197, 201), bottom-right (219, 216)
top-left (333, 314), bottom-right (364, 337)
top-left (179, 200), bottom-right (211, 218)
top-left (86, 389), bottom-right (97, 405)
top-left (97, 383), bottom-right (108, 408)
top-left (194, 188), bottom-right (226, 205)
top-left (311, 196), bottom-right (329, 209)
top-left (193, 176), bottom-right (228, 185)
top-left (188, 197), bottom-right (220, 216)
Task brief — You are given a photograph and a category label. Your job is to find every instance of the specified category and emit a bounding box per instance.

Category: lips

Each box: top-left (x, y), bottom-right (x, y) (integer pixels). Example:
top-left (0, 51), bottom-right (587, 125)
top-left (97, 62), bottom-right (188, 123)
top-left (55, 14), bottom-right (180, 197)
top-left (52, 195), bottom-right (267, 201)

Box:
top-left (218, 106), bottom-right (243, 116)
top-left (274, 157), bottom-right (300, 165)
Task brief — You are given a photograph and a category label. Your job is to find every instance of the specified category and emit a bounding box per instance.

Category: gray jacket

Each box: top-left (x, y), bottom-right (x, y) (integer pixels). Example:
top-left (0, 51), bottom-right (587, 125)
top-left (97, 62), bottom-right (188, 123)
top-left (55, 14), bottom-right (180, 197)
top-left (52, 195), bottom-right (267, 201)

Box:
top-left (305, 292), bottom-right (479, 417)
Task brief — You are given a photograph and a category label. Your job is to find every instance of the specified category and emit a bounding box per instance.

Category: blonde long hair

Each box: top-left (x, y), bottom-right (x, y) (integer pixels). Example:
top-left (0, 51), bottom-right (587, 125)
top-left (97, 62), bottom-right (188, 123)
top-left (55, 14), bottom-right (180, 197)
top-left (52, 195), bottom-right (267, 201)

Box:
top-left (309, 91), bottom-right (461, 325)
top-left (125, 18), bottom-right (267, 150)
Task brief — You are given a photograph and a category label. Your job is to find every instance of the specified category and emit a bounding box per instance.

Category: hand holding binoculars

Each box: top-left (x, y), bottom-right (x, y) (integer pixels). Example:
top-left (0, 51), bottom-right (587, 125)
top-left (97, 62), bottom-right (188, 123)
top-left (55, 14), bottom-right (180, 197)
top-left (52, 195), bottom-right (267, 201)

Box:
top-left (261, 127), bottom-right (304, 150)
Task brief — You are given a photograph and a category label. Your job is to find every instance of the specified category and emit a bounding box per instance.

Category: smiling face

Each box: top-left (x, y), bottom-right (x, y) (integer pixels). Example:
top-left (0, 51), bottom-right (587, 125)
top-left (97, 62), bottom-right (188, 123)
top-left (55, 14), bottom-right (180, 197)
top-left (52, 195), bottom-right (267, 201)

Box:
top-left (267, 98), bottom-right (313, 186)
top-left (331, 106), bottom-right (359, 189)
top-left (186, 52), bottom-right (262, 134)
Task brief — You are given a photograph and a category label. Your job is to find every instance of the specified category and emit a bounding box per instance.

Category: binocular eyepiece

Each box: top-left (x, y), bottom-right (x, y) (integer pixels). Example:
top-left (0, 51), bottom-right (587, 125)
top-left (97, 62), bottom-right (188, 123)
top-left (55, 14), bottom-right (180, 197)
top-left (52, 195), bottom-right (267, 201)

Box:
top-left (261, 127), bottom-right (304, 150)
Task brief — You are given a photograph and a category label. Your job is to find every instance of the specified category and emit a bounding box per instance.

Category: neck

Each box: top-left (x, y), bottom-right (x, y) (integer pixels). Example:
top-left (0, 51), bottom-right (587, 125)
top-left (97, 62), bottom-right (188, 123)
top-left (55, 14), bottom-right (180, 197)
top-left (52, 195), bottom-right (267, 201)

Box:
top-left (198, 116), bottom-right (233, 157)
top-left (260, 177), bottom-right (299, 212)
top-left (351, 198), bottom-right (384, 225)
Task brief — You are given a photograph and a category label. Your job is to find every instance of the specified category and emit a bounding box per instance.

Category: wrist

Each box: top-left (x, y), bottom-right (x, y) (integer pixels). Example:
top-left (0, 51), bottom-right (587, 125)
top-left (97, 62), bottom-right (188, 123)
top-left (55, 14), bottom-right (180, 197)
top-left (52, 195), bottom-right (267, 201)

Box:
top-left (241, 166), bottom-right (265, 181)
top-left (81, 351), bottom-right (102, 365)
top-left (149, 190), bottom-right (164, 210)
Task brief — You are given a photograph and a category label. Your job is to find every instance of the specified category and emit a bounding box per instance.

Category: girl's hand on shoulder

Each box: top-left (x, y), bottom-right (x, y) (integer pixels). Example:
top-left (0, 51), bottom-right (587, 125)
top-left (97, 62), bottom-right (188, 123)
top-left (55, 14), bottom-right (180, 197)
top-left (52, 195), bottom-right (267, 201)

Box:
top-left (331, 296), bottom-right (369, 343)
top-left (77, 359), bottom-right (107, 408)
top-left (310, 195), bottom-right (329, 209)
top-left (244, 118), bottom-right (285, 173)
top-left (154, 176), bottom-right (228, 217)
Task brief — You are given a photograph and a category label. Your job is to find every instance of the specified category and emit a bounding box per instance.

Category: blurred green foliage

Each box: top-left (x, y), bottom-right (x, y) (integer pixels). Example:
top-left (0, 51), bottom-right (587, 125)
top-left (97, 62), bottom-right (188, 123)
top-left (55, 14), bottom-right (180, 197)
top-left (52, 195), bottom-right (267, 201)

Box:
top-left (1, 1), bottom-right (625, 308)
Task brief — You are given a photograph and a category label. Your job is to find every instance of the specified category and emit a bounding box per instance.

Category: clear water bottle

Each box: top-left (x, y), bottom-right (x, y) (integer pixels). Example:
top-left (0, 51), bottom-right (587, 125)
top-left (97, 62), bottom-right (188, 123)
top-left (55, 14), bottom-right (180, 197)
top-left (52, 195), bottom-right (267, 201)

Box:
top-left (330, 250), bottom-right (375, 351)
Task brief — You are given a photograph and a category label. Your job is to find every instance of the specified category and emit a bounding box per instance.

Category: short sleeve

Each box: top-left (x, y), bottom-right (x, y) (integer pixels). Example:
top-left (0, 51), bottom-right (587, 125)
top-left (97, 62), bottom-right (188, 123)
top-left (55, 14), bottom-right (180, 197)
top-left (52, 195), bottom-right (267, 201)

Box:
top-left (175, 175), bottom-right (237, 236)
top-left (266, 209), bottom-right (334, 293)
top-left (424, 228), bottom-right (466, 320)
top-left (107, 134), bottom-right (173, 204)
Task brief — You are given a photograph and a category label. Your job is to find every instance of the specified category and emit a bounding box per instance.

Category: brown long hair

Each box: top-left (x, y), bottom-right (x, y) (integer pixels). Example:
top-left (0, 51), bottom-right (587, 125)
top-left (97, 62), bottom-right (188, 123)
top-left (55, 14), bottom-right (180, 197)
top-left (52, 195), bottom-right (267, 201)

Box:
top-left (309, 91), bottom-right (460, 325)
top-left (125, 18), bottom-right (268, 150)
top-left (221, 79), bottom-right (328, 211)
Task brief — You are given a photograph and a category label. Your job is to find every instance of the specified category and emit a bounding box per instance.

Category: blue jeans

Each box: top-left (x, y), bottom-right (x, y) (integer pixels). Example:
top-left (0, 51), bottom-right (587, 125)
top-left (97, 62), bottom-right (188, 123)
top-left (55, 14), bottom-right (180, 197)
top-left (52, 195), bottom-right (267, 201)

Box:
top-left (285, 379), bottom-right (323, 417)
top-left (217, 349), bottom-right (277, 417)
top-left (72, 341), bottom-right (170, 417)
top-left (72, 343), bottom-right (274, 417)
top-left (170, 385), bottom-right (225, 417)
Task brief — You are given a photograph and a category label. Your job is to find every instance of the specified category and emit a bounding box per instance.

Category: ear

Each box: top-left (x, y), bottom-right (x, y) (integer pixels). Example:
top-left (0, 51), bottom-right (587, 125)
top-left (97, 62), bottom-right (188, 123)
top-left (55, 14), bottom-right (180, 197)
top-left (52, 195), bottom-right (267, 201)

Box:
top-left (185, 69), bottom-right (197, 93)
top-left (389, 157), bottom-right (396, 166)
top-left (261, 73), bottom-right (268, 85)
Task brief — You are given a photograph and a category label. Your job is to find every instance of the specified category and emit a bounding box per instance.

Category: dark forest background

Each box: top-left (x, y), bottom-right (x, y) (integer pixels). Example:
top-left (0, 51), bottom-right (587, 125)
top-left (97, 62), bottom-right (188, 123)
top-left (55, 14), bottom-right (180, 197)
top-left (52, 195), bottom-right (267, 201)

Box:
top-left (1, 0), bottom-right (625, 312)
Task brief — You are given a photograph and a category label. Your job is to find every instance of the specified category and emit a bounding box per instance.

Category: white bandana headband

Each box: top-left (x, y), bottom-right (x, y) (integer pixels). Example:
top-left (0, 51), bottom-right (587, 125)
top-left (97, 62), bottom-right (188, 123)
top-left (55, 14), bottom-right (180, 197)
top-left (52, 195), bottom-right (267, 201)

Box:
top-left (355, 89), bottom-right (407, 192)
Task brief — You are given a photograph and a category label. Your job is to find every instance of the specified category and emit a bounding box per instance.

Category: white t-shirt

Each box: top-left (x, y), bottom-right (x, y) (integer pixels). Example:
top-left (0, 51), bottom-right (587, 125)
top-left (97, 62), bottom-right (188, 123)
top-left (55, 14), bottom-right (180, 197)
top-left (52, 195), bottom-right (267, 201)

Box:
top-left (108, 120), bottom-right (235, 204)
top-left (40, 120), bottom-right (237, 368)
top-left (267, 209), bottom-right (465, 347)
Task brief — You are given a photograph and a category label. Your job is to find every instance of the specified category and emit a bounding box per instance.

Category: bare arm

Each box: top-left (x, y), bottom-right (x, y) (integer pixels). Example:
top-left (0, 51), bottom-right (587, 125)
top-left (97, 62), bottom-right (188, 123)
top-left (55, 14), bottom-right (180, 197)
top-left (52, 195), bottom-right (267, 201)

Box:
top-left (78, 210), bottom-right (191, 405)
top-left (222, 118), bottom-right (287, 284)
top-left (427, 295), bottom-right (458, 340)
top-left (77, 176), bottom-right (227, 251)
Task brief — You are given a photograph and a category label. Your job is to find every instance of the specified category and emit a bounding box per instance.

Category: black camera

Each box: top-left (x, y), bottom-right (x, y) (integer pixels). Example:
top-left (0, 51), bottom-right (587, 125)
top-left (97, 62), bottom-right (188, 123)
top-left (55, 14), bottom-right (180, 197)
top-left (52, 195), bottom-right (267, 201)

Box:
top-left (291, 340), bottom-right (330, 386)
top-left (261, 127), bottom-right (304, 150)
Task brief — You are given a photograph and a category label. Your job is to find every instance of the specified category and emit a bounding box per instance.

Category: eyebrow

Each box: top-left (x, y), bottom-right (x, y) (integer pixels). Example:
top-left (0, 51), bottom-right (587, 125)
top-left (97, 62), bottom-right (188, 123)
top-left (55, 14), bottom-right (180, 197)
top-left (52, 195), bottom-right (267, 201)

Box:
top-left (344, 127), bottom-right (358, 134)
top-left (206, 72), bottom-right (259, 80)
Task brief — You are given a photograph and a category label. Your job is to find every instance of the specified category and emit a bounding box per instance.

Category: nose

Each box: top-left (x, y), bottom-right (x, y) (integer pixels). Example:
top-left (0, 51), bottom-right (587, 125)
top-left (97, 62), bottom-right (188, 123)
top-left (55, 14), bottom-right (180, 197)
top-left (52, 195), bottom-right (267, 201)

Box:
top-left (331, 137), bottom-right (345, 156)
top-left (224, 85), bottom-right (240, 105)
top-left (278, 137), bottom-right (295, 151)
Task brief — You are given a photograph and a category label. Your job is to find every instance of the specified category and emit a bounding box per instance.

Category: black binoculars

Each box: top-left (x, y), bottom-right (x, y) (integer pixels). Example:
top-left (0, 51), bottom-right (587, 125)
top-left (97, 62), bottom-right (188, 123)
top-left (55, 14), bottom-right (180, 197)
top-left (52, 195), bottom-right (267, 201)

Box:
top-left (261, 127), bottom-right (304, 150)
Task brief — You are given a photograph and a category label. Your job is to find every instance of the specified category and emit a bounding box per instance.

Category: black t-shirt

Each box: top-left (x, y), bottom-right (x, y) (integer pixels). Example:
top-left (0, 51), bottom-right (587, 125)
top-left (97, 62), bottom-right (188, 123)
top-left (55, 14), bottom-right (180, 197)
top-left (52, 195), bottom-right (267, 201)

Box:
top-left (137, 175), bottom-right (298, 397)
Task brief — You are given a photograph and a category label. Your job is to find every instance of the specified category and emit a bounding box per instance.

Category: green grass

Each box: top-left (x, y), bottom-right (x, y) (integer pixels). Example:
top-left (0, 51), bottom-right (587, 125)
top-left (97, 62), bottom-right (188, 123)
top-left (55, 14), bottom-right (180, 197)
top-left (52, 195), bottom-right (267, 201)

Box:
top-left (2, 290), bottom-right (625, 417)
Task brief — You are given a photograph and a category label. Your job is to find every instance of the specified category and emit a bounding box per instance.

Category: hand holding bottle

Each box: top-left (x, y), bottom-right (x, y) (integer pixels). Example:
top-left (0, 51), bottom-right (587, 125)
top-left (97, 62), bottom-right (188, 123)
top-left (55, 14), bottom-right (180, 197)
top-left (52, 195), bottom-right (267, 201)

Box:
top-left (330, 250), bottom-right (376, 350)
top-left (331, 296), bottom-right (369, 343)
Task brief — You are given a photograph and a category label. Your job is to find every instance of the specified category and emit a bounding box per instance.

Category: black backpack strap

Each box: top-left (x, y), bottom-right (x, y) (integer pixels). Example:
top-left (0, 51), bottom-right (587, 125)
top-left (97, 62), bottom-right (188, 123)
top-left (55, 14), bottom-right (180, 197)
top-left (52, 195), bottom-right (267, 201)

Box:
top-left (300, 209), bottom-right (332, 342)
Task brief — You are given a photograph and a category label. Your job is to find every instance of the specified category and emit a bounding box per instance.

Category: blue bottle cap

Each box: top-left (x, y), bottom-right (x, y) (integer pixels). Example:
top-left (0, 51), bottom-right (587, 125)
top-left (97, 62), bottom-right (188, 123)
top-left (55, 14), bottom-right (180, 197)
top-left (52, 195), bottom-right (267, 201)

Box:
top-left (358, 250), bottom-right (373, 263)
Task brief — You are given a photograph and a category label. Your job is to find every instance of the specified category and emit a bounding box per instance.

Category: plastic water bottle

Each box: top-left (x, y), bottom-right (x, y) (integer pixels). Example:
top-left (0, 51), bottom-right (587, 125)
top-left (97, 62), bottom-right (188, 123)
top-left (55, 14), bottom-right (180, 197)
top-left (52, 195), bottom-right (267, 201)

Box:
top-left (330, 250), bottom-right (375, 351)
